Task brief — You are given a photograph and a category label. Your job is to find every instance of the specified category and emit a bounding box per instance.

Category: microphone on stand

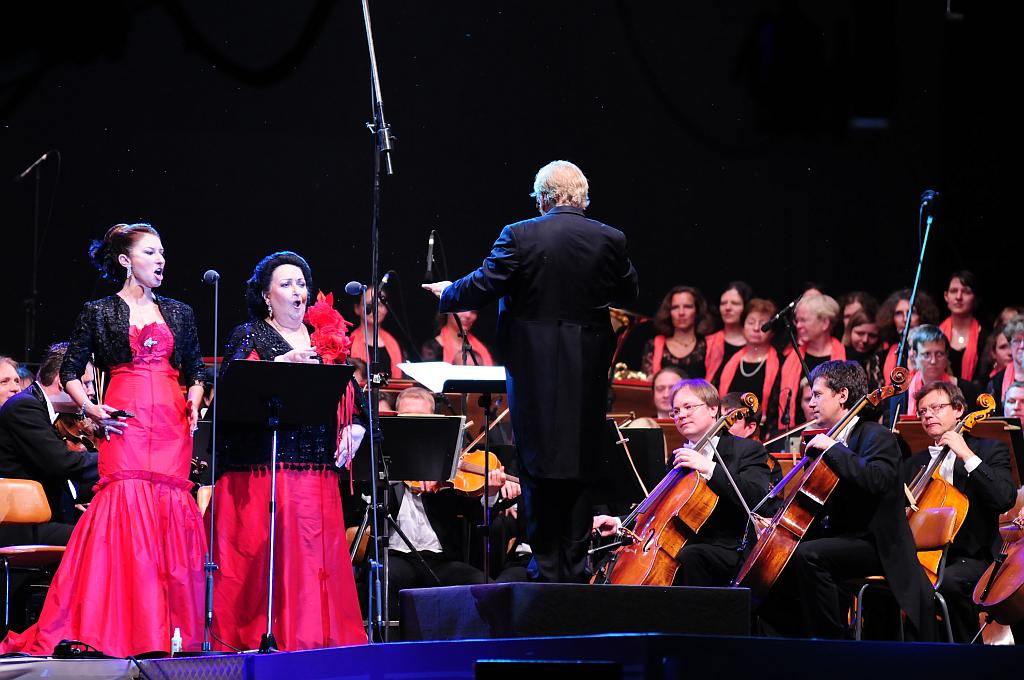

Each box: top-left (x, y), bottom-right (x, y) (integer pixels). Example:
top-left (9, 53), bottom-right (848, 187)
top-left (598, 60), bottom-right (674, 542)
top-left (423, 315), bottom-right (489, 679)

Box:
top-left (761, 293), bottom-right (804, 332)
top-left (14, 151), bottom-right (53, 182)
top-left (423, 230), bottom-right (436, 284)
top-left (920, 189), bottom-right (940, 207)
top-left (345, 280), bottom-right (367, 296)
top-left (202, 269), bottom-right (220, 285)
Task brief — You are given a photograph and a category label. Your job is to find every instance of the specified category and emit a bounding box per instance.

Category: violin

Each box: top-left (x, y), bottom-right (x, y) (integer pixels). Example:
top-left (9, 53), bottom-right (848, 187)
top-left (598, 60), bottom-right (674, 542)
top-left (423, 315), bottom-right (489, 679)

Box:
top-left (406, 450), bottom-right (520, 496)
top-left (733, 367), bottom-right (910, 603)
top-left (906, 393), bottom-right (995, 583)
top-left (55, 413), bottom-right (98, 453)
top-left (593, 392), bottom-right (759, 586)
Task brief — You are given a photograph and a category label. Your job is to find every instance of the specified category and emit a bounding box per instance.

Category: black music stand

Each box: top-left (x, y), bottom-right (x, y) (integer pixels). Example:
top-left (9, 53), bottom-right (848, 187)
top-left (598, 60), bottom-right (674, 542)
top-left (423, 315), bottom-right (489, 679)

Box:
top-left (217, 360), bottom-right (353, 653)
top-left (592, 420), bottom-right (661, 506)
top-left (399, 362), bottom-right (507, 581)
top-left (344, 414), bottom-right (466, 610)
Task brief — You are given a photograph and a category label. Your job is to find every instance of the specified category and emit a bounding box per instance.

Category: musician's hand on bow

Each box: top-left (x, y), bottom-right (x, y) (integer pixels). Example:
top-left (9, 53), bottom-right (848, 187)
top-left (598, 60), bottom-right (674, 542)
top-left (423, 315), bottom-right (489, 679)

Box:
top-left (501, 478), bottom-right (521, 501)
top-left (421, 281), bottom-right (452, 299)
top-left (805, 433), bottom-right (837, 458)
top-left (752, 513), bottom-right (771, 532)
top-left (673, 447), bottom-right (713, 475)
top-left (593, 514), bottom-right (621, 538)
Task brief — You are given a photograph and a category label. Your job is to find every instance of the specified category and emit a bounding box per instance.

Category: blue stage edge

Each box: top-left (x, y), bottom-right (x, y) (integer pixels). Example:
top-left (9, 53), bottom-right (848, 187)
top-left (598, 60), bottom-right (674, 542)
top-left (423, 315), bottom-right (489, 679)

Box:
top-left (140, 632), bottom-right (1021, 680)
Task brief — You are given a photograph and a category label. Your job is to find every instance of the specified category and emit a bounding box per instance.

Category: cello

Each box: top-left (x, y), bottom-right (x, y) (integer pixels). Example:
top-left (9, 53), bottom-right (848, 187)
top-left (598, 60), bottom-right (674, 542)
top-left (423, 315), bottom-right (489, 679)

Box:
top-left (972, 507), bottom-right (1024, 627)
top-left (905, 393), bottom-right (995, 583)
top-left (733, 367), bottom-right (909, 602)
top-left (594, 392), bottom-right (758, 586)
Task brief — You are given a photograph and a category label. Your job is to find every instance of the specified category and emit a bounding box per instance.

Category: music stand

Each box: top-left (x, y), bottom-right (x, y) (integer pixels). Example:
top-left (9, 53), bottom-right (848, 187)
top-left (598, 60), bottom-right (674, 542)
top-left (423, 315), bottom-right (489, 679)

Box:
top-left (592, 420), bottom-right (663, 506)
top-left (217, 360), bottom-right (353, 653)
top-left (399, 362), bottom-right (507, 580)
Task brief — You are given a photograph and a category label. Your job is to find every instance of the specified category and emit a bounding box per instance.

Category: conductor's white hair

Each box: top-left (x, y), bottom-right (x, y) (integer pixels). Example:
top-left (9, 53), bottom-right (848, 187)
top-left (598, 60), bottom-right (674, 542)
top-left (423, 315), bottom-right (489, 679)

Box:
top-left (530, 160), bottom-right (590, 209)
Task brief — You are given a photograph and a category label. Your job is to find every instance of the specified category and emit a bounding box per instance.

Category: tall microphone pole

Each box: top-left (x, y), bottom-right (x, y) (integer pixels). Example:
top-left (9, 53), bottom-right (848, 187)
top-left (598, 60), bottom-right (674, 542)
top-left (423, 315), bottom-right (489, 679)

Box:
top-left (17, 150), bottom-right (56, 364)
top-left (201, 269), bottom-right (220, 652)
top-left (895, 190), bottom-right (940, 367)
top-left (360, 0), bottom-right (395, 642)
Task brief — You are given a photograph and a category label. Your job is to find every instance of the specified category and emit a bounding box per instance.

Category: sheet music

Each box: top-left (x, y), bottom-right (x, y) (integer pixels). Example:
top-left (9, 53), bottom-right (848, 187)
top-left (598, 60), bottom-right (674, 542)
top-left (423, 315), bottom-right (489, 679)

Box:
top-left (398, 362), bottom-right (506, 394)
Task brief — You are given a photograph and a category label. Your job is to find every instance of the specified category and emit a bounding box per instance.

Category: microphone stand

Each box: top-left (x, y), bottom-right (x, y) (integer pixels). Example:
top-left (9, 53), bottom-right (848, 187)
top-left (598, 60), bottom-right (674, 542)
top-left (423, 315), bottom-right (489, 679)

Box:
top-left (202, 274), bottom-right (220, 652)
top-left (895, 193), bottom-right (938, 367)
top-left (360, 0), bottom-right (395, 642)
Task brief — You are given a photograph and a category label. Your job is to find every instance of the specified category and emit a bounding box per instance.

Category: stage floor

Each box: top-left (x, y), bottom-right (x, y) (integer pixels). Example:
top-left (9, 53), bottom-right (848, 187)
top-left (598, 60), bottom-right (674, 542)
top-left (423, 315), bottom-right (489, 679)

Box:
top-left (4, 633), bottom-right (1012, 680)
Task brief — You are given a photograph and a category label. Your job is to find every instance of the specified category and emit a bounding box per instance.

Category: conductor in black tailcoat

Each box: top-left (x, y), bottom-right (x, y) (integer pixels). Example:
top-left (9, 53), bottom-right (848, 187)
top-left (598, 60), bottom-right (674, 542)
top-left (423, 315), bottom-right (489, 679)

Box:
top-left (423, 160), bottom-right (638, 582)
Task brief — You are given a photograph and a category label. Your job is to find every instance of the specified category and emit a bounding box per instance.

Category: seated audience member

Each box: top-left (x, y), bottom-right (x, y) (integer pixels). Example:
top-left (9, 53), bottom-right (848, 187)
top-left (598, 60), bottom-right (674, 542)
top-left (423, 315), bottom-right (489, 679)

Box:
top-left (838, 291), bottom-right (879, 334)
top-left (704, 281), bottom-right (753, 381)
top-left (0, 357), bottom-right (21, 408)
top-left (875, 288), bottom-right (940, 382)
top-left (378, 387), bottom-right (509, 616)
top-left (420, 311), bottom-right (495, 366)
top-left (1003, 381), bottom-right (1024, 421)
top-left (593, 379), bottom-right (770, 586)
top-left (979, 328), bottom-right (1012, 383)
top-left (939, 271), bottom-right (982, 383)
top-left (986, 315), bottom-right (1024, 412)
top-left (651, 367), bottom-right (687, 420)
top-left (0, 343), bottom-right (99, 547)
top-left (887, 325), bottom-right (979, 424)
top-left (778, 294), bottom-right (845, 432)
top-left (716, 298), bottom-right (781, 434)
top-left (348, 285), bottom-right (404, 378)
top-left (902, 381), bottom-right (1016, 642)
top-left (642, 286), bottom-right (713, 380)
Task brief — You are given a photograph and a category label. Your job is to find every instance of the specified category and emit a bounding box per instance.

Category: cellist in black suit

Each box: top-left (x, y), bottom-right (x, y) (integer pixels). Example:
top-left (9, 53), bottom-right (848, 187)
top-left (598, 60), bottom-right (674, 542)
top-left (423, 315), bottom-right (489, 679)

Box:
top-left (424, 160), bottom-right (638, 583)
top-left (594, 379), bottom-right (771, 585)
top-left (759, 360), bottom-right (935, 640)
top-left (901, 381), bottom-right (1016, 642)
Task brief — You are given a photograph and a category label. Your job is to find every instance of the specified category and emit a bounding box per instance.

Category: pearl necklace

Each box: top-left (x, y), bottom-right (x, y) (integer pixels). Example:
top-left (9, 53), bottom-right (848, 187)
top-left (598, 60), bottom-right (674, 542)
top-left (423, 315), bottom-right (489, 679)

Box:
top-left (738, 356), bottom-right (766, 378)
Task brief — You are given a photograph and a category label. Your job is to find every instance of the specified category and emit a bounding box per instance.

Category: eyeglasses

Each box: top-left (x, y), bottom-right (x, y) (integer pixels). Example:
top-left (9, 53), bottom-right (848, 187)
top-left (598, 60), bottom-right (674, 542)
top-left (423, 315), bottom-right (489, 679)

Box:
top-left (918, 351), bottom-right (947, 362)
top-left (917, 403), bottom-right (952, 417)
top-left (670, 403), bottom-right (706, 418)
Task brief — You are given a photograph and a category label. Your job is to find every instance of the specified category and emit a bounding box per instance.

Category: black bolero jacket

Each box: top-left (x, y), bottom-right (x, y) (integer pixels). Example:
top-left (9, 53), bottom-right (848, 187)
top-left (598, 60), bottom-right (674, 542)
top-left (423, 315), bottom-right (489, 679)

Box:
top-left (60, 294), bottom-right (207, 388)
top-left (217, 320), bottom-right (365, 473)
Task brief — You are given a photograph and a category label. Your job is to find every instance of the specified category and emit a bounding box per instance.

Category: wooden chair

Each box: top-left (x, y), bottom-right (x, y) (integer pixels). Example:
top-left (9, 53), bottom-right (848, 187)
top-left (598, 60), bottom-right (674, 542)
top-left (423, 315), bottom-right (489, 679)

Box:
top-left (0, 478), bottom-right (66, 632)
top-left (852, 506), bottom-right (957, 641)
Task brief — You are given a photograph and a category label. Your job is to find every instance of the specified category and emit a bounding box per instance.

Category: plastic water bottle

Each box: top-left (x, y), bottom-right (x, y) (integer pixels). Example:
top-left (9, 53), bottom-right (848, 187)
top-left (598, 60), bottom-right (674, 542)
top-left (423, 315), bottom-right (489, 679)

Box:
top-left (171, 627), bottom-right (183, 655)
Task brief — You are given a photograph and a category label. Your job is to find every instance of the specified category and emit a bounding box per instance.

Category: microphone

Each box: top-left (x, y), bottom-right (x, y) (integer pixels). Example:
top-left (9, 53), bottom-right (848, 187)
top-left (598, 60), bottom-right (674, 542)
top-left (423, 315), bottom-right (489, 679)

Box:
top-left (761, 293), bottom-right (804, 332)
top-left (14, 151), bottom-right (52, 182)
top-left (379, 270), bottom-right (395, 290)
top-left (345, 280), bottom-right (366, 296)
top-left (202, 270), bottom-right (220, 285)
top-left (920, 189), bottom-right (940, 205)
top-left (423, 230), bottom-right (436, 284)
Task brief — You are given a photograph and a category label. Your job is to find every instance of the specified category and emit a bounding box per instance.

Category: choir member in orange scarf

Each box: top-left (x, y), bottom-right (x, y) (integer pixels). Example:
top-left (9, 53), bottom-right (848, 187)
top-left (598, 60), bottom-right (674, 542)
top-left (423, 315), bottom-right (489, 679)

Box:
top-left (939, 270), bottom-right (982, 383)
top-left (716, 298), bottom-right (781, 433)
top-left (986, 315), bottom-right (1024, 411)
top-left (348, 285), bottom-right (404, 378)
top-left (704, 281), bottom-right (752, 381)
top-left (777, 294), bottom-right (845, 431)
top-left (421, 310), bottom-right (495, 366)
top-left (874, 288), bottom-right (940, 384)
top-left (642, 285), bottom-right (713, 379)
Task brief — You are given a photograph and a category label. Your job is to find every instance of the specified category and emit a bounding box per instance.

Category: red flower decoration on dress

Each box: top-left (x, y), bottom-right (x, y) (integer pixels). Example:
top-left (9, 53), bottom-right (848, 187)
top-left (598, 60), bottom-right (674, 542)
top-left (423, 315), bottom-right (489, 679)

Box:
top-left (304, 291), bottom-right (353, 364)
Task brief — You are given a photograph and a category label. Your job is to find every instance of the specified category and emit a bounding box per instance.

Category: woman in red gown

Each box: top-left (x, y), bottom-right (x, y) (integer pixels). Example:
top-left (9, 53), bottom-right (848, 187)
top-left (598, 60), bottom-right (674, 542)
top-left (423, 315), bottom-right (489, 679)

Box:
top-left (1, 223), bottom-right (207, 657)
top-left (210, 251), bottom-right (366, 651)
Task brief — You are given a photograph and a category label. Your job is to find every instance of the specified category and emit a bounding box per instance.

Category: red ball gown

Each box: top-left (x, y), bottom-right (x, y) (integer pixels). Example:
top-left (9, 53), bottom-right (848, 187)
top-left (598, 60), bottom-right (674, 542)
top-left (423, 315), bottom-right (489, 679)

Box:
top-left (1, 322), bottom-right (206, 657)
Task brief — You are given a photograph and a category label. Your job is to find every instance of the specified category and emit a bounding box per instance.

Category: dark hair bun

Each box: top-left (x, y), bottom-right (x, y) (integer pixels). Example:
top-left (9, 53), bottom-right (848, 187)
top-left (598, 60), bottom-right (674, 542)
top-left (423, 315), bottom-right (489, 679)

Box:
top-left (88, 223), bottom-right (160, 281)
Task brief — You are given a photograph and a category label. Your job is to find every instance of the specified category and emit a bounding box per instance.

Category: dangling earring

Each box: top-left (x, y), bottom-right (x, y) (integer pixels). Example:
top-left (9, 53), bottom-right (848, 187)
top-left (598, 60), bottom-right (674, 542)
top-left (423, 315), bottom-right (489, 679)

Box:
top-left (266, 299), bottom-right (273, 320)
top-left (125, 264), bottom-right (133, 281)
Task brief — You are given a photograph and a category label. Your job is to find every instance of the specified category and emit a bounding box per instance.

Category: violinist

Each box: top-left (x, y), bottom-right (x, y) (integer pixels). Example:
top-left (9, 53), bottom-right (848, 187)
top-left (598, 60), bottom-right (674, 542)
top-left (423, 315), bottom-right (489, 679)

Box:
top-left (759, 360), bottom-right (934, 640)
top-left (0, 343), bottom-right (100, 547)
top-left (901, 381), bottom-right (1016, 642)
top-left (594, 379), bottom-right (770, 586)
top-left (379, 387), bottom-right (513, 617)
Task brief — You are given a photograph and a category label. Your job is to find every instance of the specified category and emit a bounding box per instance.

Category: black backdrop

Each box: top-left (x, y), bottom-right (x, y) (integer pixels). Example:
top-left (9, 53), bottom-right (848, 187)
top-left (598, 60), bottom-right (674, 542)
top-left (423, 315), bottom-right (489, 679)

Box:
top-left (1, 2), bottom-right (1016, 365)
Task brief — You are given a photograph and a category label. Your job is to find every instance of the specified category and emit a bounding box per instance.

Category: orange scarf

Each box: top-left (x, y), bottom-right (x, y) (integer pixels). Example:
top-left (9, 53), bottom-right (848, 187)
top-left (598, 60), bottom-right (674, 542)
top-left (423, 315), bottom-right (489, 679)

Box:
top-left (439, 325), bottom-right (494, 366)
top-left (704, 331), bottom-right (725, 381)
top-left (1001, 365), bottom-right (1021, 402)
top-left (349, 326), bottom-right (404, 378)
top-left (939, 316), bottom-right (981, 382)
top-left (718, 346), bottom-right (779, 418)
top-left (778, 337), bottom-right (846, 430)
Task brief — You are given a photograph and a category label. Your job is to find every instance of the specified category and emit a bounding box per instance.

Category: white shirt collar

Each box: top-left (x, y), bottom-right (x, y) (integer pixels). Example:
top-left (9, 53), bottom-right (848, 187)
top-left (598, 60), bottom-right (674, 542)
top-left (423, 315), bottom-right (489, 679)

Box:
top-left (36, 381), bottom-right (58, 425)
top-left (834, 414), bottom-right (859, 445)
